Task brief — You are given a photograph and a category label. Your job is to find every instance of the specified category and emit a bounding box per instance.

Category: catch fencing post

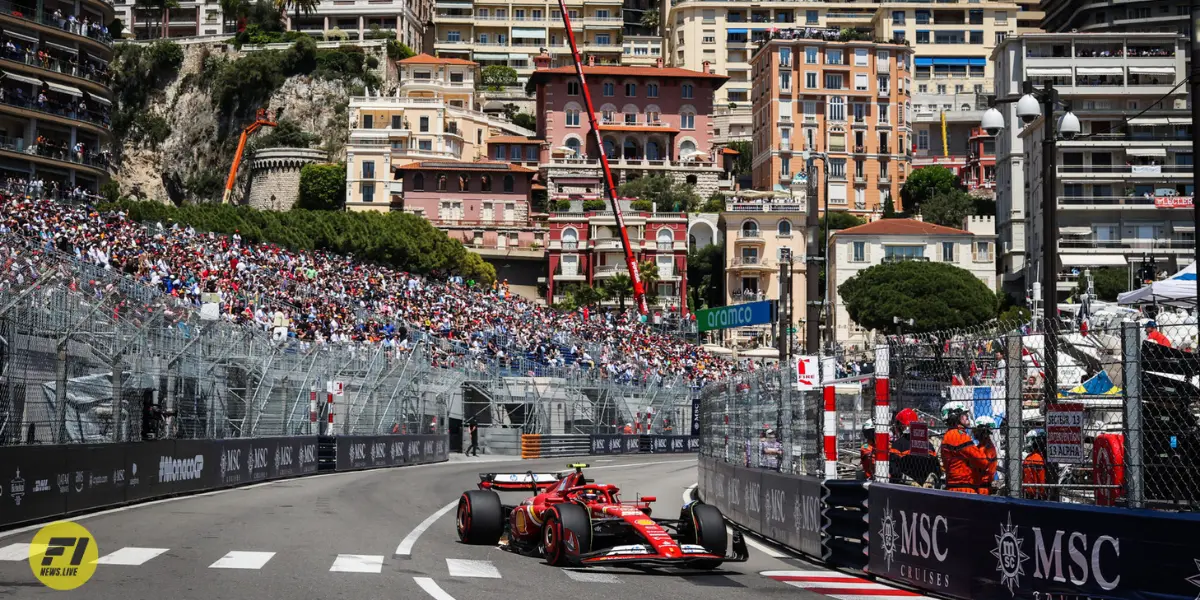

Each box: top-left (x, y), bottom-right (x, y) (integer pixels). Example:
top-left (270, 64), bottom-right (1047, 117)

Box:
top-left (823, 383), bottom-right (837, 479)
top-left (873, 343), bottom-right (890, 481)
top-left (1122, 322), bottom-right (1144, 508)
top-left (1005, 334), bottom-right (1024, 497)
top-left (327, 390), bottom-right (335, 436)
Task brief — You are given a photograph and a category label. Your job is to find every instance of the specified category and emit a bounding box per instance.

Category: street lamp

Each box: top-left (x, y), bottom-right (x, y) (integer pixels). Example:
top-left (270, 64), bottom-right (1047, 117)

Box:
top-left (981, 80), bottom-right (1080, 403)
top-left (802, 149), bottom-right (830, 354)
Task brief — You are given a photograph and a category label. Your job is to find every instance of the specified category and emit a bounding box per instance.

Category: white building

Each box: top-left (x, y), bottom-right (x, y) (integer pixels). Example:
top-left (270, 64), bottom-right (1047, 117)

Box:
top-left (992, 32), bottom-right (1191, 298)
top-left (828, 217), bottom-right (997, 352)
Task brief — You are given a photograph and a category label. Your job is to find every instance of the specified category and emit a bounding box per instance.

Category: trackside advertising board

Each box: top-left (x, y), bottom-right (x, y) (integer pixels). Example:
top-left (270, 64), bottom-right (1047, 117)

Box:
top-left (696, 301), bottom-right (772, 332)
top-left (698, 456), bottom-right (824, 559)
top-left (867, 482), bottom-right (1200, 600)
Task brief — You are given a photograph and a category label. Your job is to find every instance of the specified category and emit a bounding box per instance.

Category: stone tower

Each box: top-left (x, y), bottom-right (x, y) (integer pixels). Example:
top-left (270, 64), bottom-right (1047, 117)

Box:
top-left (244, 147), bottom-right (329, 211)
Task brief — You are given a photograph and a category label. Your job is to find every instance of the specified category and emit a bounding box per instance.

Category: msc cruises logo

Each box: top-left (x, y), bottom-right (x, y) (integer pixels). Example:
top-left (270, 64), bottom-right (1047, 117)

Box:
top-left (991, 512), bottom-right (1030, 595)
top-left (877, 500), bottom-right (900, 571)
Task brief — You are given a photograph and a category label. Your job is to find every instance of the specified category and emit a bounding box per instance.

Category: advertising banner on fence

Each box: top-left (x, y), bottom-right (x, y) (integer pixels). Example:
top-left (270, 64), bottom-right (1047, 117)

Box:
top-left (335, 434), bottom-right (449, 471)
top-left (697, 457), bottom-right (824, 560)
top-left (587, 435), bottom-right (698, 455)
top-left (867, 483), bottom-right (1200, 600)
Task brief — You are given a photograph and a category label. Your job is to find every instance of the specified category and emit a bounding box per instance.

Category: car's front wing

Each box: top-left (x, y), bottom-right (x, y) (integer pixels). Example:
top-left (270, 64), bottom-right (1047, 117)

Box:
top-left (560, 530), bottom-right (750, 568)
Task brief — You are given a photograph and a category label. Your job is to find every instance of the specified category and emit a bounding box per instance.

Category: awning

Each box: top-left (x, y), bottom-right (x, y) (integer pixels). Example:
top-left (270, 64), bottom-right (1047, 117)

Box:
top-left (507, 53), bottom-right (526, 60)
top-left (4, 30), bottom-right (38, 44)
top-left (512, 28), bottom-right (545, 38)
top-left (1126, 148), bottom-right (1166, 157)
top-left (1077, 67), bottom-right (1122, 75)
top-left (727, 28), bottom-right (747, 35)
top-left (1, 71), bottom-right (42, 87)
top-left (933, 58), bottom-right (969, 66)
top-left (1059, 226), bottom-right (1092, 236)
top-left (1062, 255), bottom-right (1127, 267)
top-left (968, 58), bottom-right (986, 66)
top-left (88, 94), bottom-right (111, 107)
top-left (435, 0), bottom-right (472, 7)
top-left (45, 81), bottom-right (81, 97)
top-left (1027, 67), bottom-right (1072, 77)
top-left (1168, 117), bottom-right (1192, 124)
top-left (44, 42), bottom-right (76, 54)
top-left (915, 57), bottom-right (933, 67)
top-left (1173, 224), bottom-right (1194, 232)
top-left (472, 53), bottom-right (508, 60)
top-left (1129, 117), bottom-right (1170, 125)
top-left (1128, 66), bottom-right (1174, 75)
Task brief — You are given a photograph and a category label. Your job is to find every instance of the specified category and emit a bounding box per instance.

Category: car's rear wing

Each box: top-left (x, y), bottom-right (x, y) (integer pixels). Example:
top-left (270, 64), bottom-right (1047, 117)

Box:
top-left (479, 472), bottom-right (562, 492)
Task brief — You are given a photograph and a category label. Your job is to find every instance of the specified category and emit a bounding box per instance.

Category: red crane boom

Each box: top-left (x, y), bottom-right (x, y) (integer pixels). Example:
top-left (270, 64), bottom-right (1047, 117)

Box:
top-left (221, 108), bottom-right (278, 205)
top-left (552, 1), bottom-right (648, 316)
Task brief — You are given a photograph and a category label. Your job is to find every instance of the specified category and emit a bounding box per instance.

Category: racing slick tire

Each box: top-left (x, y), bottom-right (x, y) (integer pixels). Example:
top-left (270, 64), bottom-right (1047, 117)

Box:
top-left (457, 490), bottom-right (504, 545)
top-left (543, 503), bottom-right (591, 566)
top-left (682, 502), bottom-right (727, 570)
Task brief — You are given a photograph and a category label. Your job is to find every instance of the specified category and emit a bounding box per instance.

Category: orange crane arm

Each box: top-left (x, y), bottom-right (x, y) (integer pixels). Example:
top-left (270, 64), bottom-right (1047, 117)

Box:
top-left (221, 111), bottom-right (278, 205)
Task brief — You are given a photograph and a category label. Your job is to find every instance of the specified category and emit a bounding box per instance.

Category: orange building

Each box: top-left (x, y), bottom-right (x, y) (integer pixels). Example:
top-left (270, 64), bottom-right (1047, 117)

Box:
top-left (750, 30), bottom-right (914, 216)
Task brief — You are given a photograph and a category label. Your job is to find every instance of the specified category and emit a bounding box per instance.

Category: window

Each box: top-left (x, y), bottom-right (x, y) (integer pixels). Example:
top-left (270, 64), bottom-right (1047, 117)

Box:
top-left (702, 9), bottom-right (715, 23)
top-left (893, 30), bottom-right (905, 43)
top-left (361, 161), bottom-right (375, 179)
top-left (362, 114), bottom-right (373, 128)
top-left (567, 81), bottom-right (580, 95)
top-left (805, 47), bottom-right (818, 64)
top-left (878, 102), bottom-right (889, 123)
top-left (602, 109), bottom-right (614, 123)
top-left (996, 11), bottom-right (1008, 25)
top-left (969, 31), bottom-right (983, 45)
top-left (854, 48), bottom-right (868, 66)
top-left (995, 32), bottom-right (1007, 44)
top-left (780, 159), bottom-right (790, 177)
top-left (917, 129), bottom-right (929, 150)
top-left (778, 220), bottom-right (792, 236)
top-left (703, 35), bottom-right (715, 44)
top-left (503, 175), bottom-right (515, 193)
top-left (969, 9), bottom-right (983, 24)
top-left (681, 111), bottom-right (695, 129)
top-left (779, 48), bottom-right (791, 66)
top-left (805, 72), bottom-right (817, 88)
top-left (603, 82), bottom-right (615, 96)
top-left (826, 49), bottom-right (843, 65)
top-left (647, 83), bottom-right (658, 97)
top-left (391, 115), bottom-right (402, 129)
top-left (916, 10), bottom-right (930, 24)
top-left (892, 11), bottom-right (905, 24)
top-left (446, 31), bottom-right (460, 42)
top-left (437, 173), bottom-right (448, 192)
top-left (362, 182), bottom-right (375, 203)
top-left (805, 9), bottom-right (817, 24)
top-left (885, 246), bottom-right (925, 260)
top-left (625, 83), bottom-right (636, 96)
top-left (937, 84), bottom-right (946, 95)
top-left (855, 73), bottom-right (868, 91)
top-left (916, 31), bottom-right (929, 44)
top-left (526, 146), bottom-right (537, 161)
top-left (942, 242), bottom-right (954, 262)
top-left (596, 34), bottom-right (611, 45)
top-left (412, 173), bottom-right (425, 191)
top-left (829, 158), bottom-right (845, 177)
top-left (647, 110), bottom-right (660, 123)
top-left (824, 73), bottom-right (844, 89)
top-left (567, 109), bottom-right (581, 126)
top-left (780, 72), bottom-right (791, 90)
top-left (852, 241), bottom-right (865, 262)
top-left (419, 116), bottom-right (429, 132)
top-left (624, 112), bottom-right (637, 125)
top-left (681, 84), bottom-right (694, 99)
top-left (828, 96), bottom-right (845, 121)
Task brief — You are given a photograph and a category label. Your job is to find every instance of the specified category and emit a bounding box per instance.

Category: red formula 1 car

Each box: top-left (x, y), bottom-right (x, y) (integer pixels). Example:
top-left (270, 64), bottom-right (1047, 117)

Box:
top-left (455, 463), bottom-right (748, 569)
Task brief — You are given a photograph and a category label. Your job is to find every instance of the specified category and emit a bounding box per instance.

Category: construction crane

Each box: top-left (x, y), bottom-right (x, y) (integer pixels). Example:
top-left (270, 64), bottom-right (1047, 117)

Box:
top-left (553, 0), bottom-right (649, 317)
top-left (221, 108), bottom-right (278, 205)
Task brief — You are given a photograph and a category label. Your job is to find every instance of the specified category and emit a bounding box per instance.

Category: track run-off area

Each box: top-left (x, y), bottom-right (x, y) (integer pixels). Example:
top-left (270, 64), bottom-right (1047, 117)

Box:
top-left (0, 455), bottom-right (929, 600)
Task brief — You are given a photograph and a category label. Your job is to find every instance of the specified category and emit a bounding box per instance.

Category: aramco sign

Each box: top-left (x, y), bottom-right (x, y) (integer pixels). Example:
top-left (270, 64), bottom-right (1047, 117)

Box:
top-left (696, 301), bottom-right (773, 332)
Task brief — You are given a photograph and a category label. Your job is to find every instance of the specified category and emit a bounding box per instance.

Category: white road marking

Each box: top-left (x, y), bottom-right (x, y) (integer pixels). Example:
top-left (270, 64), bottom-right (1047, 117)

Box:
top-left (415, 577), bottom-right (458, 600)
top-left (761, 570), bottom-right (857, 578)
top-left (94, 547), bottom-right (169, 565)
top-left (209, 551), bottom-right (276, 570)
top-left (397, 500), bottom-right (459, 556)
top-left (330, 554), bottom-right (384, 573)
top-left (446, 558), bottom-right (501, 578)
top-left (564, 569), bottom-right (622, 583)
top-left (0, 542), bottom-right (46, 561)
top-left (784, 582), bottom-right (896, 590)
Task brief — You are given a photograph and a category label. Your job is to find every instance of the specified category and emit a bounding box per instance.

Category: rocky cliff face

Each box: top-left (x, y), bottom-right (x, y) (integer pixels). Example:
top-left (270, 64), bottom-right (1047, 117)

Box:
top-left (115, 43), bottom-right (367, 204)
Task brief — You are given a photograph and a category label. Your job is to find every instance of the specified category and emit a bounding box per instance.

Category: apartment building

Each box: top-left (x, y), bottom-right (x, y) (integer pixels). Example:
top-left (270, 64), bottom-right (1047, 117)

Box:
top-left (828, 217), bottom-right (996, 352)
top-left (623, 35), bottom-right (663, 67)
top-left (665, 0), bottom-right (1021, 145)
top-left (992, 33), bottom-right (1191, 298)
top-left (395, 160), bottom-right (546, 257)
top-left (750, 31), bottom-right (913, 216)
top-left (528, 54), bottom-right (729, 200)
top-left (0, 0), bottom-right (115, 192)
top-left (544, 202), bottom-right (689, 311)
top-left (1040, 0), bottom-right (1190, 35)
top-left (431, 0), bottom-right (624, 81)
top-left (718, 190), bottom-right (808, 349)
top-left (344, 54), bottom-right (535, 211)
top-left (118, 0), bottom-right (432, 49)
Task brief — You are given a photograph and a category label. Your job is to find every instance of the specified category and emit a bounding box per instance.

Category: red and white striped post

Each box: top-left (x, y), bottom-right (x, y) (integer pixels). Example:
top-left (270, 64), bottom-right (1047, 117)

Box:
top-left (326, 390), bottom-right (335, 435)
top-left (309, 388), bottom-right (318, 423)
top-left (823, 383), bottom-right (837, 480)
top-left (874, 343), bottom-right (892, 480)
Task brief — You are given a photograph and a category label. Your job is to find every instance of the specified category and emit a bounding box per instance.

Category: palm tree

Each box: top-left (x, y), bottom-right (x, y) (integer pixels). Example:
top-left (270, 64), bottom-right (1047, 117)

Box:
top-left (640, 8), bottom-right (659, 35)
top-left (154, 0), bottom-right (180, 38)
top-left (274, 0), bottom-right (320, 29)
top-left (604, 273), bottom-right (634, 311)
top-left (219, 0), bottom-right (246, 33)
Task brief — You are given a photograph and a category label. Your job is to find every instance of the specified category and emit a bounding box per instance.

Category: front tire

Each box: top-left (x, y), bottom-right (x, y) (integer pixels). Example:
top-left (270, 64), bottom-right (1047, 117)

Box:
top-left (682, 502), bottom-right (727, 570)
top-left (543, 503), bottom-right (591, 566)
top-left (457, 490), bottom-right (504, 545)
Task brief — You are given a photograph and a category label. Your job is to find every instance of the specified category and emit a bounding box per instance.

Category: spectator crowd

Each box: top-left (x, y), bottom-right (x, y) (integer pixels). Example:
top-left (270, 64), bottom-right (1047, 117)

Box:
top-left (0, 195), bottom-right (736, 385)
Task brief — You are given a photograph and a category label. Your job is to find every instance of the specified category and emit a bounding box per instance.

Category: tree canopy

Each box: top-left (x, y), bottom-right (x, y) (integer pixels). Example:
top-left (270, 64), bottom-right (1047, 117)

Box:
top-left (297, 163), bottom-right (347, 211)
top-left (919, 189), bottom-right (975, 229)
top-left (900, 165), bottom-right (963, 214)
top-left (481, 65), bottom-right (519, 90)
top-left (1078, 267), bottom-right (1129, 302)
top-left (617, 176), bottom-right (701, 212)
top-left (104, 200), bottom-right (497, 284)
top-left (838, 261), bottom-right (997, 334)
top-left (687, 243), bottom-right (725, 310)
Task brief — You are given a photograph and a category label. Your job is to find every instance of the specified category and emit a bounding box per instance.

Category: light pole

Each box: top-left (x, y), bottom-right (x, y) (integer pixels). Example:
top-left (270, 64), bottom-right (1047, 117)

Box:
top-left (981, 81), bottom-right (1080, 403)
top-left (802, 149), bottom-right (830, 355)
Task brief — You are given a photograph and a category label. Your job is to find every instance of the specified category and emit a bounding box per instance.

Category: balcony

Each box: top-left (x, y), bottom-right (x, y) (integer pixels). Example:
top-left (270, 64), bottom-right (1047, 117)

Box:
top-left (0, 92), bottom-right (110, 131)
top-left (0, 7), bottom-right (115, 50)
top-left (878, 173), bottom-right (891, 184)
top-left (736, 229), bottom-right (764, 242)
top-left (882, 256), bottom-right (929, 263)
top-left (728, 256), bottom-right (774, 271)
top-left (591, 237), bottom-right (624, 250)
top-left (1058, 195), bottom-right (1165, 209)
top-left (853, 145), bottom-right (866, 154)
top-left (656, 241), bottom-right (674, 251)
top-left (725, 200), bottom-right (805, 212)
top-left (1057, 164), bottom-right (1191, 177)
top-left (779, 139), bottom-right (791, 153)
top-left (730, 291), bottom-right (767, 304)
top-left (0, 47), bottom-right (110, 90)
top-left (1059, 238), bottom-right (1194, 252)
top-left (594, 264), bottom-right (630, 277)
top-left (0, 133), bottom-right (110, 173)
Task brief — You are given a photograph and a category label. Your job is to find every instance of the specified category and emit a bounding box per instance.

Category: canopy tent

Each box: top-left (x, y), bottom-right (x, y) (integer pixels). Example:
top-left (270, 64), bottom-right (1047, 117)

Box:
top-left (1117, 261), bottom-right (1197, 307)
top-left (1062, 370), bottom-right (1121, 396)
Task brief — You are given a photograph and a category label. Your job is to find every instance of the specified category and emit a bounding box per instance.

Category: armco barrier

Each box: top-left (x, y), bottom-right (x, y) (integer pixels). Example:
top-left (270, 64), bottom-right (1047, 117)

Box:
top-left (866, 483), bottom-right (1200, 600)
top-left (0, 434), bottom-right (448, 530)
top-left (697, 456), bottom-right (825, 558)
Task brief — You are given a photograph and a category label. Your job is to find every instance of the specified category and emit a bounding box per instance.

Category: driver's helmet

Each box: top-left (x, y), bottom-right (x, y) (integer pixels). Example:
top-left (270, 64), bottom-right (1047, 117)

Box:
top-left (581, 490), bottom-right (601, 502)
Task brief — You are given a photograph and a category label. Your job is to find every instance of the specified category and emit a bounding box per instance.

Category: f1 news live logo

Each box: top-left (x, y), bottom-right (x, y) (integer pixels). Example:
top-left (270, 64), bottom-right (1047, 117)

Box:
top-left (29, 521), bottom-right (99, 590)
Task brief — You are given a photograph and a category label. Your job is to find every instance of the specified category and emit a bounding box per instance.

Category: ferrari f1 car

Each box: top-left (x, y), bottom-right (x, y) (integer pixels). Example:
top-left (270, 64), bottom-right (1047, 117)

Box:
top-left (455, 463), bottom-right (748, 569)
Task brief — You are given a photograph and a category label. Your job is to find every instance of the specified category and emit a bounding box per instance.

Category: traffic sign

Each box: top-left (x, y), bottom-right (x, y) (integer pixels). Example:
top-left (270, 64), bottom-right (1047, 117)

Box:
top-left (1047, 403), bottom-right (1085, 464)
top-left (796, 355), bottom-right (819, 389)
top-left (696, 301), bottom-right (773, 332)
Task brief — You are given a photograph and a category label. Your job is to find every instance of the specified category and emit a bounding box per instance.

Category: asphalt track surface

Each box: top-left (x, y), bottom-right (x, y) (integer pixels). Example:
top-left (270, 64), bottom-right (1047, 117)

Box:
top-left (0, 454), bottom-right (922, 600)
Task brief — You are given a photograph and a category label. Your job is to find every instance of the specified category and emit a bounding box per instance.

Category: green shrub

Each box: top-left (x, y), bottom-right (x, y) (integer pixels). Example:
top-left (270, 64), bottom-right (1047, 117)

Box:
top-left (297, 163), bottom-right (346, 211)
top-left (582, 199), bottom-right (606, 211)
top-left (386, 40), bottom-right (416, 60)
top-left (630, 199), bottom-right (652, 211)
top-left (551, 199), bottom-right (571, 211)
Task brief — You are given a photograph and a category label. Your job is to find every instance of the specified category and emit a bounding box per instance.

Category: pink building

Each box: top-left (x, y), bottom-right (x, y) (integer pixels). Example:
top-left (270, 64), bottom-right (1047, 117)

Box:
top-left (397, 160), bottom-right (546, 255)
top-left (527, 54), bottom-right (729, 198)
top-left (544, 204), bottom-right (689, 313)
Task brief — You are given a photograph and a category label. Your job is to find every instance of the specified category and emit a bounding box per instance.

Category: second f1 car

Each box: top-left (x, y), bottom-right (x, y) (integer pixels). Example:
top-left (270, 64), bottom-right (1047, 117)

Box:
top-left (455, 463), bottom-right (748, 569)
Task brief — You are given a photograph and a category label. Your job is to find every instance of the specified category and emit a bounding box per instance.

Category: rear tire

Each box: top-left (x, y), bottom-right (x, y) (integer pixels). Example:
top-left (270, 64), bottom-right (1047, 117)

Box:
top-left (457, 490), bottom-right (504, 545)
top-left (683, 503), bottom-right (727, 570)
top-left (543, 503), bottom-right (591, 566)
